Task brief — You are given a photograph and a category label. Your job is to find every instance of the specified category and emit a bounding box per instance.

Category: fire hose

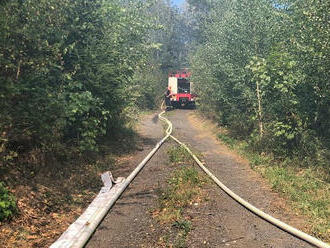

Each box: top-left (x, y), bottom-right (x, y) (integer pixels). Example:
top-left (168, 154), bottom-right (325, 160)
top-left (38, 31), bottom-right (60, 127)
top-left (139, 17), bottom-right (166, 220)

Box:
top-left (51, 108), bottom-right (329, 248)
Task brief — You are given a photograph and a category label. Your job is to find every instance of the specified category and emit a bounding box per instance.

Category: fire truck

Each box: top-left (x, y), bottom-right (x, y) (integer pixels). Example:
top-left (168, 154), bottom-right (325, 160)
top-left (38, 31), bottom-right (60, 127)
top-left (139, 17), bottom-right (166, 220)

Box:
top-left (168, 69), bottom-right (196, 109)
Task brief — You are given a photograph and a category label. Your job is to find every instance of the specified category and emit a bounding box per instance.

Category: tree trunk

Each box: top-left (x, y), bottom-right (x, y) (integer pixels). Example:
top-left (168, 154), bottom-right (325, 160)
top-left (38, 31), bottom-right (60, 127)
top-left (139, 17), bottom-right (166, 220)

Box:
top-left (16, 59), bottom-right (22, 80)
top-left (253, 22), bottom-right (263, 138)
top-left (256, 80), bottom-right (263, 137)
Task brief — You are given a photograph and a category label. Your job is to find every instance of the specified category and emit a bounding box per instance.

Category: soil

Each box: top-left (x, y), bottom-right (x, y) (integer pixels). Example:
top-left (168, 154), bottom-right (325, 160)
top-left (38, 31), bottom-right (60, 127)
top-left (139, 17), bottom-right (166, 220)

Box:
top-left (0, 153), bottom-right (104, 248)
top-left (86, 110), bottom-right (314, 248)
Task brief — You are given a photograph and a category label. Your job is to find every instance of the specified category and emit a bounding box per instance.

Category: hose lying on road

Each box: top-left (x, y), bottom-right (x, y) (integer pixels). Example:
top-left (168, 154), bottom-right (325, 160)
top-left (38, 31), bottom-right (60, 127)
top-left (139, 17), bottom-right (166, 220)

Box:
top-left (50, 111), bottom-right (172, 248)
top-left (161, 111), bottom-right (329, 248)
top-left (51, 108), bottom-right (329, 248)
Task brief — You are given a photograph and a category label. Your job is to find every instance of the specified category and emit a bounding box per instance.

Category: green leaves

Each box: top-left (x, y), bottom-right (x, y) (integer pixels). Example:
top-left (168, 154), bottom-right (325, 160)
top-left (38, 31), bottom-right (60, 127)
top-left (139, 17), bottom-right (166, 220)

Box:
top-left (0, 182), bottom-right (17, 221)
top-left (0, 0), bottom-right (162, 158)
top-left (188, 0), bottom-right (329, 159)
top-left (64, 90), bottom-right (108, 151)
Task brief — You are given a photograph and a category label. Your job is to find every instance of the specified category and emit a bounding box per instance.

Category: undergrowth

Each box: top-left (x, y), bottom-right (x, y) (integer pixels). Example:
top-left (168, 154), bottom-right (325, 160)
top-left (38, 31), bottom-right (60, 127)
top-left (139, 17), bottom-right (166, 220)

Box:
top-left (0, 182), bottom-right (17, 221)
top-left (218, 132), bottom-right (330, 241)
top-left (0, 126), bottom-right (138, 247)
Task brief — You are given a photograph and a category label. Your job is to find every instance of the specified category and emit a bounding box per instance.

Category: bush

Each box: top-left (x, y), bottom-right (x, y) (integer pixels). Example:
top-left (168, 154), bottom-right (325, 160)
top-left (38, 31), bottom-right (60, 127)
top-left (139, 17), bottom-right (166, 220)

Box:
top-left (0, 182), bottom-right (17, 221)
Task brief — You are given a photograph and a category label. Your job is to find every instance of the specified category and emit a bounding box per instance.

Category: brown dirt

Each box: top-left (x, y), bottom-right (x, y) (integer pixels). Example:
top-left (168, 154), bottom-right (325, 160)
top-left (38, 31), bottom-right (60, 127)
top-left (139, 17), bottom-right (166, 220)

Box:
top-left (86, 113), bottom-right (175, 248)
top-left (86, 110), bottom-right (315, 248)
top-left (0, 160), bottom-right (102, 248)
top-left (0, 114), bottom-right (153, 248)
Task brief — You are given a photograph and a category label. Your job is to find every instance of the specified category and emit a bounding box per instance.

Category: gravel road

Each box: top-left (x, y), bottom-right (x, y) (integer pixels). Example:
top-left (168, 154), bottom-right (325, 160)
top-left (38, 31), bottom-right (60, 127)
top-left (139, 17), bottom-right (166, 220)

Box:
top-left (86, 110), bottom-right (314, 248)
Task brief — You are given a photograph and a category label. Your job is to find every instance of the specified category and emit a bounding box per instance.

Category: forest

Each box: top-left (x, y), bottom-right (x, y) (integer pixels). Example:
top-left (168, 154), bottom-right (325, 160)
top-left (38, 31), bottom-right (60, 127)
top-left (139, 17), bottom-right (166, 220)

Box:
top-left (190, 0), bottom-right (329, 163)
top-left (0, 0), bottom-right (329, 246)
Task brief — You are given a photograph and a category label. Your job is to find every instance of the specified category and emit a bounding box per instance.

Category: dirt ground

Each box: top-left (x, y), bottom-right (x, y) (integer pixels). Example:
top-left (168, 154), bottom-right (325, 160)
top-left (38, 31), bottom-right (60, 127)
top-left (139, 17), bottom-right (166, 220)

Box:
top-left (86, 110), bottom-right (314, 248)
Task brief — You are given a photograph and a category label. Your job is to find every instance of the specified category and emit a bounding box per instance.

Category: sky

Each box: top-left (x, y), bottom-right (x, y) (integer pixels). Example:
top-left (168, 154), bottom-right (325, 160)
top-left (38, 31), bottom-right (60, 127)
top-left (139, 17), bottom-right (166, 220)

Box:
top-left (172, 0), bottom-right (185, 7)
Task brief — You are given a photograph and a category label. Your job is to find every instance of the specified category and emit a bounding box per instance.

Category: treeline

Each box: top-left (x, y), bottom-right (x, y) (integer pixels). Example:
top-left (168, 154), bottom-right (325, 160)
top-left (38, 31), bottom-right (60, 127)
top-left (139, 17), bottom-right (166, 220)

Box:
top-left (0, 0), bottom-right (169, 169)
top-left (187, 0), bottom-right (329, 164)
top-left (0, 0), bottom-right (191, 222)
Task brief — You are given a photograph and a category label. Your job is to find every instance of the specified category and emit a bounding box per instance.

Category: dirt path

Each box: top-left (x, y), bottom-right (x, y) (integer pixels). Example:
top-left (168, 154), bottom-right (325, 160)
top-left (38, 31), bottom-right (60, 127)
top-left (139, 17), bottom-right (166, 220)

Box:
top-left (86, 113), bottom-right (174, 248)
top-left (86, 110), bottom-right (314, 248)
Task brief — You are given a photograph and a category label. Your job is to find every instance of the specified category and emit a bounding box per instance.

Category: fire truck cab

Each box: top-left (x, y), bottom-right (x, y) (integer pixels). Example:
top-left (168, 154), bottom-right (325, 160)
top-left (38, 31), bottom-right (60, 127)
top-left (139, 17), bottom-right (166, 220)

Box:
top-left (168, 70), bottom-right (196, 109)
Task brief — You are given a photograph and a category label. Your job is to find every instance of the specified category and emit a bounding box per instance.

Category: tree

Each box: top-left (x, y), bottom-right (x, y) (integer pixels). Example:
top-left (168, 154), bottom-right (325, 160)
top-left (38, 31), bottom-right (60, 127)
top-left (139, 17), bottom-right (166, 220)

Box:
top-left (188, 0), bottom-right (329, 160)
top-left (0, 0), bottom-right (161, 164)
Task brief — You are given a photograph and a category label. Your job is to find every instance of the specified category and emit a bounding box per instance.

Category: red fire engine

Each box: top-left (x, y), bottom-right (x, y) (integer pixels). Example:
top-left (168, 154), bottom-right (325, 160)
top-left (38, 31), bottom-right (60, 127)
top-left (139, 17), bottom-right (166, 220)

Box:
top-left (168, 69), bottom-right (196, 109)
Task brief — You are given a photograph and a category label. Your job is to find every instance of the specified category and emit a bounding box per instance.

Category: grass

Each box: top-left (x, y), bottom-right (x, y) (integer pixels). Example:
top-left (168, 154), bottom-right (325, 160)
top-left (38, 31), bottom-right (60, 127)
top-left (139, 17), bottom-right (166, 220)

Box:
top-left (168, 145), bottom-right (194, 165)
top-left (258, 166), bottom-right (330, 238)
top-left (217, 133), bottom-right (236, 149)
top-left (152, 145), bottom-right (207, 248)
top-left (217, 132), bottom-right (330, 241)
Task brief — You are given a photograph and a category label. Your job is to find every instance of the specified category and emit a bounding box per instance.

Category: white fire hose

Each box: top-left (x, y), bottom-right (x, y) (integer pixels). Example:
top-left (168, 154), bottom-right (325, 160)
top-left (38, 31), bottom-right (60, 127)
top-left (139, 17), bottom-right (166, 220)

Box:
top-left (51, 108), bottom-right (329, 248)
top-left (160, 110), bottom-right (329, 248)
top-left (51, 111), bottom-right (171, 248)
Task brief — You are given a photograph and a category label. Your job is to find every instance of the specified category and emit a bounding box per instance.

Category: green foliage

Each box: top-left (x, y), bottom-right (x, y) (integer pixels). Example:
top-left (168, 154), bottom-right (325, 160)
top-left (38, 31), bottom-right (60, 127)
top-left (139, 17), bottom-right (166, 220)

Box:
top-left (173, 219), bottom-right (192, 234)
top-left (0, 0), bottom-right (167, 164)
top-left (132, 60), bottom-right (165, 110)
top-left (168, 146), bottom-right (193, 164)
top-left (188, 0), bottom-right (330, 162)
top-left (261, 165), bottom-right (330, 240)
top-left (0, 182), bottom-right (17, 221)
top-left (218, 133), bottom-right (236, 149)
top-left (188, 2), bottom-right (330, 238)
top-left (148, 1), bottom-right (191, 71)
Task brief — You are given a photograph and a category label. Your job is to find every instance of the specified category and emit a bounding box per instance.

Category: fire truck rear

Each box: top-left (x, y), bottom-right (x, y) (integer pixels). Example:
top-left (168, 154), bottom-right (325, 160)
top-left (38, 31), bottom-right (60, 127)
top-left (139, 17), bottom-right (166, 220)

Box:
top-left (168, 70), bottom-right (196, 109)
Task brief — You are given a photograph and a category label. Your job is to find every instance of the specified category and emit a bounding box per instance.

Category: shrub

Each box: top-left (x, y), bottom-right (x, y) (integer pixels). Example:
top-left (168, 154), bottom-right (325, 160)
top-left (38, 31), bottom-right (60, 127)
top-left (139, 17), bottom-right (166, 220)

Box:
top-left (0, 182), bottom-right (17, 221)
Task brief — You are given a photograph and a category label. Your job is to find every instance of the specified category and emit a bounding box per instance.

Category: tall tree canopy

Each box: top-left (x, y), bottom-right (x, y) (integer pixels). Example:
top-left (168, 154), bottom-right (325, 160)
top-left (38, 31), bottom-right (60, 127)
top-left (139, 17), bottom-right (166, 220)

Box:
top-left (0, 0), bottom-right (165, 166)
top-left (1, 0), bottom-right (328, 171)
top-left (188, 0), bottom-right (329, 161)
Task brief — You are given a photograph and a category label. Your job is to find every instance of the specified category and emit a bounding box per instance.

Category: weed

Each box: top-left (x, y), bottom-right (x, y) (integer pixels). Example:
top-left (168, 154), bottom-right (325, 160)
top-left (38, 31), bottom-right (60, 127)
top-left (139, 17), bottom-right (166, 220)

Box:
top-left (167, 145), bottom-right (193, 164)
top-left (257, 165), bottom-right (330, 239)
top-left (152, 145), bottom-right (208, 247)
top-left (218, 133), bottom-right (236, 149)
top-left (173, 219), bottom-right (192, 234)
top-left (156, 167), bottom-right (204, 223)
top-left (174, 234), bottom-right (188, 248)
top-left (0, 182), bottom-right (17, 221)
top-left (172, 219), bottom-right (192, 248)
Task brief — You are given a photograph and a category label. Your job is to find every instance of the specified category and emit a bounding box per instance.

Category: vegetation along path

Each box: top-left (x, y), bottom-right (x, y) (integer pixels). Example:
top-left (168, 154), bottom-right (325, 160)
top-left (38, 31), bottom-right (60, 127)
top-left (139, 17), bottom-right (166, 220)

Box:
top-left (87, 110), bottom-right (314, 248)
